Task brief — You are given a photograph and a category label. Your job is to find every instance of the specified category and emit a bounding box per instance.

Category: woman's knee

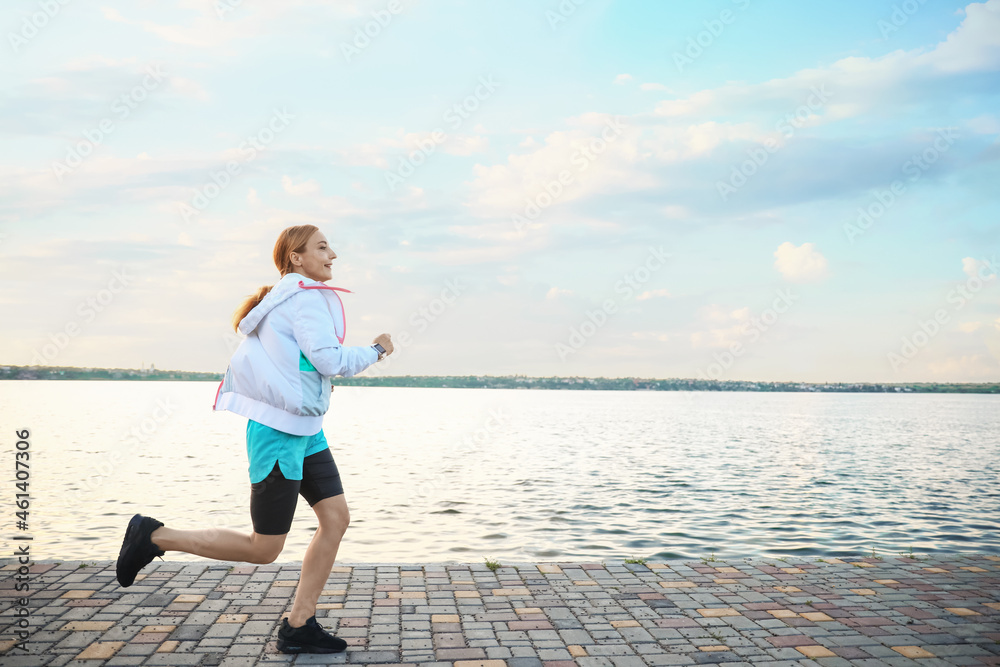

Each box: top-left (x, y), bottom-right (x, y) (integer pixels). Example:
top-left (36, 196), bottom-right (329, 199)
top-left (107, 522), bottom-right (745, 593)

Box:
top-left (249, 533), bottom-right (286, 564)
top-left (315, 496), bottom-right (349, 536)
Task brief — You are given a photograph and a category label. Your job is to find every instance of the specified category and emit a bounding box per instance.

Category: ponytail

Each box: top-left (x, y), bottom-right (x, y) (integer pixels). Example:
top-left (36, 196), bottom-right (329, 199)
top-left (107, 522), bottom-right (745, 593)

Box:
top-left (232, 224), bottom-right (320, 333)
top-left (232, 285), bottom-right (272, 333)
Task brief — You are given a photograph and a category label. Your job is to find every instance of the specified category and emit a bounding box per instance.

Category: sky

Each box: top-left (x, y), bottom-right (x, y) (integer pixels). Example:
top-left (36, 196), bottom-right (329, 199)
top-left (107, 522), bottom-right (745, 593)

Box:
top-left (1, 0), bottom-right (998, 383)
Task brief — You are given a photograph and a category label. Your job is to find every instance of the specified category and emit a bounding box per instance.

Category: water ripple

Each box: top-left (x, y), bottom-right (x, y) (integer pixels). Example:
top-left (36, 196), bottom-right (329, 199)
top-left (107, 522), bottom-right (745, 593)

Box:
top-left (5, 382), bottom-right (999, 562)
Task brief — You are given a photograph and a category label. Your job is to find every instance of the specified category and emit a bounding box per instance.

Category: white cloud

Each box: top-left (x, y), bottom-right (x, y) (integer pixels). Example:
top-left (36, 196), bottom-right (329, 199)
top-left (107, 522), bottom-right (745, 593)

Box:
top-left (281, 175), bottom-right (322, 196)
top-left (635, 288), bottom-right (671, 301)
top-left (640, 82), bottom-right (670, 92)
top-left (689, 304), bottom-right (751, 349)
top-left (101, 1), bottom-right (374, 49)
top-left (966, 114), bottom-right (1000, 135)
top-left (338, 130), bottom-right (488, 167)
top-left (774, 242), bottom-right (829, 283)
top-left (926, 354), bottom-right (999, 378)
top-left (631, 331), bottom-right (670, 342)
top-left (962, 256), bottom-right (997, 280)
top-left (920, 0), bottom-right (1000, 73)
top-left (463, 112), bottom-right (650, 217)
top-left (958, 321), bottom-right (982, 333)
top-left (654, 0), bottom-right (1000, 125)
top-left (399, 186), bottom-right (426, 210)
top-left (167, 76), bottom-right (210, 101)
top-left (660, 205), bottom-right (690, 219)
top-left (614, 74), bottom-right (633, 85)
top-left (441, 135), bottom-right (490, 156)
top-left (546, 287), bottom-right (573, 299)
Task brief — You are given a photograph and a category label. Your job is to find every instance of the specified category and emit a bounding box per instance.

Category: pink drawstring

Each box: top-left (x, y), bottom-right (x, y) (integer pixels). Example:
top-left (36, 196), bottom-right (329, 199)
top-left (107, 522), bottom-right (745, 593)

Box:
top-left (298, 281), bottom-right (349, 343)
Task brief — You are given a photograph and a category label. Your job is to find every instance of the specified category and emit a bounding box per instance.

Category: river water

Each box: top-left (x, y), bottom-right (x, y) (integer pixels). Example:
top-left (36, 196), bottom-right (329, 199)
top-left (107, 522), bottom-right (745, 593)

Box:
top-left (2, 381), bottom-right (997, 563)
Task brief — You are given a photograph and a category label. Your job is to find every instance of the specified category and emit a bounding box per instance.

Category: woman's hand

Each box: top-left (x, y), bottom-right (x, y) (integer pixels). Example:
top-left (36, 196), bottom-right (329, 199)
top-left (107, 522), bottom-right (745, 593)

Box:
top-left (373, 333), bottom-right (394, 357)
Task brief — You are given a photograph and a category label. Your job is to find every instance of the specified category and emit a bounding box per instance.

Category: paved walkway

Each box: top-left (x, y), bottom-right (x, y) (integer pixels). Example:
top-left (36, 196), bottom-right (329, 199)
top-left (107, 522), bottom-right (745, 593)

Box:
top-left (1, 555), bottom-right (998, 666)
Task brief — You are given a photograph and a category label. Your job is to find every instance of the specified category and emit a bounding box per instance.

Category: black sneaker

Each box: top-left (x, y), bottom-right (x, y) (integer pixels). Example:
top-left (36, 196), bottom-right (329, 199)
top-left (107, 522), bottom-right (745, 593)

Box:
top-left (276, 616), bottom-right (347, 654)
top-left (115, 513), bottom-right (165, 587)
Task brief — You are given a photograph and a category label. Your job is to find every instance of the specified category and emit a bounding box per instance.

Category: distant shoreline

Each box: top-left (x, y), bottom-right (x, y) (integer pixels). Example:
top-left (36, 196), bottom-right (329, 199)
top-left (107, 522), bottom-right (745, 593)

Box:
top-left (1, 364), bottom-right (997, 393)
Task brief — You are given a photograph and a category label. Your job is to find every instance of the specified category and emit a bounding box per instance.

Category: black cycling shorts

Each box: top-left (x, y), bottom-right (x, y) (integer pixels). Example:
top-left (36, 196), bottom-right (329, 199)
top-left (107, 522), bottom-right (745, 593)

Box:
top-left (249, 447), bottom-right (344, 535)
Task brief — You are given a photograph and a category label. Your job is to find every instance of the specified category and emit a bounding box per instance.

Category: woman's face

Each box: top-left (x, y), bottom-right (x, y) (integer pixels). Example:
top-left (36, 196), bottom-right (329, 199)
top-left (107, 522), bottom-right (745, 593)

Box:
top-left (290, 229), bottom-right (337, 282)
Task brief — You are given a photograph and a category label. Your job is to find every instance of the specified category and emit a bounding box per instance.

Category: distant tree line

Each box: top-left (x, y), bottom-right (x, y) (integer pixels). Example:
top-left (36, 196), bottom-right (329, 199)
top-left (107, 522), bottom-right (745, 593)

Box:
top-left (1, 365), bottom-right (997, 393)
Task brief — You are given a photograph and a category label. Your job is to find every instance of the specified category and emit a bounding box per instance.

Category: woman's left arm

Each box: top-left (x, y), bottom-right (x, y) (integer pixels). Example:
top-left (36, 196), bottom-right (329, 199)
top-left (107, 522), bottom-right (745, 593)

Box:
top-left (292, 290), bottom-right (379, 378)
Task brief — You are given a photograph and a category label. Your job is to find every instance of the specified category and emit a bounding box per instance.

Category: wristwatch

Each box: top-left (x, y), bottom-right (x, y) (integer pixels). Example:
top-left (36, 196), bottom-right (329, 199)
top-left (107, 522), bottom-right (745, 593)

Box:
top-left (372, 343), bottom-right (386, 361)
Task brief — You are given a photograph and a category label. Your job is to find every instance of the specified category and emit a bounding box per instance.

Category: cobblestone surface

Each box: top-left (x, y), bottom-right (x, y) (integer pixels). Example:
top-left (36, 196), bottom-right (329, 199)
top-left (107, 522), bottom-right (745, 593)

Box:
top-left (1, 555), bottom-right (998, 665)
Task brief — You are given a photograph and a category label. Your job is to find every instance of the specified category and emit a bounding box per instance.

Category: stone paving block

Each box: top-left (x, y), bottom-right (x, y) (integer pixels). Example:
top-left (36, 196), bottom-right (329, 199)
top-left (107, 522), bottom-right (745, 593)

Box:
top-left (75, 641), bottom-right (125, 660)
top-left (4, 557), bottom-right (1000, 666)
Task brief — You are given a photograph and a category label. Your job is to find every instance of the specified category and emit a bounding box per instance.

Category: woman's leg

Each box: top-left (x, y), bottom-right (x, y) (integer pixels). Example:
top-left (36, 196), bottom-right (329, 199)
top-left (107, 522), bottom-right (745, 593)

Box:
top-left (148, 460), bottom-right (300, 564)
top-left (150, 527), bottom-right (286, 565)
top-left (287, 494), bottom-right (350, 627)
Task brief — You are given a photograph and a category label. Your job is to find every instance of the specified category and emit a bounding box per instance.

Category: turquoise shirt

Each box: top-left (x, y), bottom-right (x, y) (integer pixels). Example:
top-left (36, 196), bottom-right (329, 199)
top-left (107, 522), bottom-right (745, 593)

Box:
top-left (244, 351), bottom-right (331, 483)
top-left (246, 419), bottom-right (330, 483)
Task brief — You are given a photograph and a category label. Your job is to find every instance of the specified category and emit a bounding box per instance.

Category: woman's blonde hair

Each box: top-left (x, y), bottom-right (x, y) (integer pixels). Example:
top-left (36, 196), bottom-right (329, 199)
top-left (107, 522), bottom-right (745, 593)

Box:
top-left (231, 224), bottom-right (320, 332)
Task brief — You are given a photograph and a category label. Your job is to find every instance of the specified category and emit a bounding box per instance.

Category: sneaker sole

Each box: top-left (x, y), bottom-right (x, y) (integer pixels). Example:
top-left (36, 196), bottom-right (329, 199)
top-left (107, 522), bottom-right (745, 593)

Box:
top-left (116, 514), bottom-right (144, 587)
top-left (276, 639), bottom-right (343, 654)
top-left (117, 514), bottom-right (163, 588)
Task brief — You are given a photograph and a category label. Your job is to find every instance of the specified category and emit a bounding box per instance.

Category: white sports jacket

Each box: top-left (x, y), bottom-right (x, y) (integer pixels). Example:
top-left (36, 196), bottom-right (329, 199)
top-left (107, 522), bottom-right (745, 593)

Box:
top-left (213, 272), bottom-right (379, 435)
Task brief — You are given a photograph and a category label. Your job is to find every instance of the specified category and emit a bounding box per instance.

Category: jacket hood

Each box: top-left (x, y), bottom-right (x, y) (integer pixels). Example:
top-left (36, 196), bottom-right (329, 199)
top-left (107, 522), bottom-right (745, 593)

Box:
top-left (237, 273), bottom-right (317, 335)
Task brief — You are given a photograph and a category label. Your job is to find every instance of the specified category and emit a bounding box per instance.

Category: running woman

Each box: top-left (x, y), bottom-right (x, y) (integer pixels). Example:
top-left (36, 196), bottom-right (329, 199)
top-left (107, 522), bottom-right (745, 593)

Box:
top-left (115, 224), bottom-right (393, 654)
